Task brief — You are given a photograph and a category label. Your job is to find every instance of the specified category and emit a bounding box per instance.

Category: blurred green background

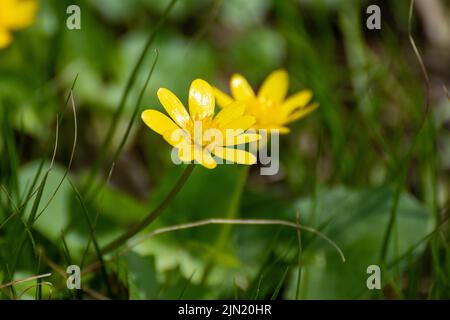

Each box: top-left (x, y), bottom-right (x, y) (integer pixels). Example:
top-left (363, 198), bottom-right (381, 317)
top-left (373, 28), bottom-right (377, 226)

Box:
top-left (0, 0), bottom-right (449, 299)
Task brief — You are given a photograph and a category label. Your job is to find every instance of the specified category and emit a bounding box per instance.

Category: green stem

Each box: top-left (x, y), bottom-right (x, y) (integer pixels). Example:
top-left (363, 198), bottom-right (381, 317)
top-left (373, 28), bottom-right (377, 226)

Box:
top-left (102, 164), bottom-right (195, 254)
top-left (200, 166), bottom-right (250, 283)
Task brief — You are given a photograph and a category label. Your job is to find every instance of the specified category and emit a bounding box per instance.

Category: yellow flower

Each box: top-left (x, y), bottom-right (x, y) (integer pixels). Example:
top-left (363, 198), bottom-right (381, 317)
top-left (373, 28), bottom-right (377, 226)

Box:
top-left (0, 0), bottom-right (39, 49)
top-left (213, 69), bottom-right (318, 134)
top-left (141, 79), bottom-right (261, 169)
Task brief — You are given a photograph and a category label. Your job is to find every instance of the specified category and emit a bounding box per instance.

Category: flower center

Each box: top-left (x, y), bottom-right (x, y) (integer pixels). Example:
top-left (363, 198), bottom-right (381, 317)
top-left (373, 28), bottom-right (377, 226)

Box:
top-left (186, 118), bottom-right (215, 147)
top-left (246, 97), bottom-right (282, 127)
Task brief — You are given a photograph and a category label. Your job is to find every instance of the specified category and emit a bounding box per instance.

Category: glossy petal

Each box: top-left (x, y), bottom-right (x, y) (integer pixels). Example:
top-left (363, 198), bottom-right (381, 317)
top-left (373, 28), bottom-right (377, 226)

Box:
top-left (230, 74), bottom-right (255, 101)
top-left (189, 79), bottom-right (215, 121)
top-left (212, 101), bottom-right (245, 128)
top-left (213, 146), bottom-right (256, 165)
top-left (281, 90), bottom-right (313, 117)
top-left (157, 88), bottom-right (191, 129)
top-left (258, 69), bottom-right (289, 103)
top-left (213, 87), bottom-right (234, 108)
top-left (285, 103), bottom-right (319, 124)
top-left (141, 109), bottom-right (179, 136)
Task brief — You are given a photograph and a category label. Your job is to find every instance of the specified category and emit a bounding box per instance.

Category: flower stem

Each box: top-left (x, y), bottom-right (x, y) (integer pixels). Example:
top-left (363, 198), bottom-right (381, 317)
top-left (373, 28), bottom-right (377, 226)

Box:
top-left (200, 165), bottom-right (250, 283)
top-left (101, 164), bottom-right (195, 254)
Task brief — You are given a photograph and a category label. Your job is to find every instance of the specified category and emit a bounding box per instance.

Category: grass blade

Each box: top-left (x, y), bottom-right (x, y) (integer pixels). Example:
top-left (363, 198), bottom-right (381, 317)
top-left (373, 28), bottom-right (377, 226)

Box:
top-left (83, 0), bottom-right (178, 193)
top-left (68, 178), bottom-right (112, 297)
top-left (271, 266), bottom-right (289, 300)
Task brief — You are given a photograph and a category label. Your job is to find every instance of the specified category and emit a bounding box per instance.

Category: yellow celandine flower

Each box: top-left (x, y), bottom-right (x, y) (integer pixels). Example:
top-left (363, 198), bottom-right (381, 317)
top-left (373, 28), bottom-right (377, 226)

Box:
top-left (213, 69), bottom-right (318, 133)
top-left (0, 0), bottom-right (38, 49)
top-left (141, 79), bottom-right (261, 169)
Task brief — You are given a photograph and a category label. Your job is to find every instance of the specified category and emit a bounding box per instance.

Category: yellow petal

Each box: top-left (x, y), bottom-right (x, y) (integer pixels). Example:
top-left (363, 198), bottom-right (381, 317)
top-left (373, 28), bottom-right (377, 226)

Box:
top-left (258, 69), bottom-right (289, 103)
top-left (194, 147), bottom-right (217, 169)
top-left (285, 103), bottom-right (319, 124)
top-left (162, 128), bottom-right (190, 148)
top-left (157, 88), bottom-right (191, 129)
top-left (141, 109), bottom-right (180, 135)
top-left (230, 74), bottom-right (255, 101)
top-left (213, 146), bottom-right (256, 165)
top-left (0, 0), bottom-right (39, 30)
top-left (213, 87), bottom-right (234, 108)
top-left (178, 142), bottom-right (195, 162)
top-left (281, 90), bottom-right (313, 117)
top-left (216, 115), bottom-right (256, 144)
top-left (252, 125), bottom-right (291, 134)
top-left (223, 115), bottom-right (255, 131)
top-left (276, 126), bottom-right (291, 134)
top-left (218, 133), bottom-right (261, 147)
top-left (189, 79), bottom-right (215, 121)
top-left (0, 28), bottom-right (12, 49)
top-left (212, 101), bottom-right (245, 128)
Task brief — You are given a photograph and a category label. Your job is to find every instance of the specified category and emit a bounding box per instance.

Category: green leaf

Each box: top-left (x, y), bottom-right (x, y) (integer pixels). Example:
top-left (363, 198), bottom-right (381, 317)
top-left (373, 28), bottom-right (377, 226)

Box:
top-left (94, 186), bottom-right (148, 224)
top-left (18, 161), bottom-right (71, 242)
top-left (229, 28), bottom-right (285, 82)
top-left (284, 187), bottom-right (433, 299)
top-left (126, 252), bottom-right (159, 299)
top-left (220, 0), bottom-right (272, 30)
